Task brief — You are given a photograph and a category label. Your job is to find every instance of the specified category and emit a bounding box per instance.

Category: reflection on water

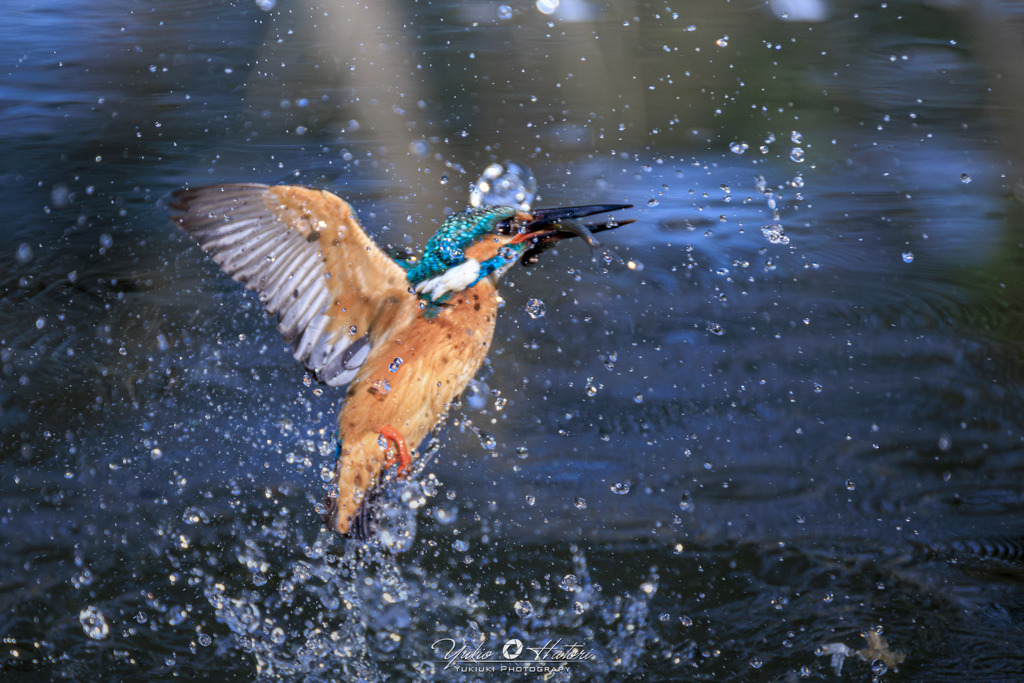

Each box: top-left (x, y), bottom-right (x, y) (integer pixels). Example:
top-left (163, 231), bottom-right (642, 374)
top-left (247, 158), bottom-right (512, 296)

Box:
top-left (3, 0), bottom-right (1024, 680)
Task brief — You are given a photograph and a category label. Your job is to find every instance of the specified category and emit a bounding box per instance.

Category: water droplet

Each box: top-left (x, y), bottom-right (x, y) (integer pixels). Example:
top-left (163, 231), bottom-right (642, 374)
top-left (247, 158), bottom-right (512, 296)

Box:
top-left (749, 656), bottom-right (763, 669)
top-left (871, 660), bottom-right (888, 676)
top-left (584, 377), bottom-right (599, 397)
top-left (16, 243), bottom-right (33, 264)
top-left (252, 572), bottom-right (267, 586)
top-left (813, 383), bottom-right (823, 393)
top-left (293, 562), bottom-right (313, 582)
top-left (515, 446), bottom-right (529, 459)
top-left (372, 379), bottom-right (392, 395)
top-left (680, 615), bottom-right (693, 626)
top-left (729, 141), bottom-right (749, 155)
top-left (536, 0), bottom-right (560, 16)
top-left (559, 574), bottom-right (579, 592)
top-left (679, 490), bottom-right (694, 512)
top-left (79, 606), bottom-right (110, 640)
top-left (464, 379), bottom-right (488, 410)
top-left (647, 198), bottom-right (660, 207)
top-left (99, 233), bottom-right (113, 249)
top-left (525, 494), bottom-right (536, 506)
top-left (453, 539), bottom-right (469, 552)
top-left (389, 357), bottom-right (403, 372)
top-left (513, 599), bottom-right (533, 617)
top-left (182, 507), bottom-right (208, 525)
top-left (761, 224), bottom-right (789, 245)
top-left (408, 139), bottom-right (429, 158)
top-left (716, 35), bottom-right (729, 47)
top-left (71, 568), bottom-right (93, 589)
top-left (707, 322), bottom-right (725, 336)
top-left (50, 183), bottom-right (70, 207)
top-left (790, 131), bottom-right (803, 143)
top-left (478, 431), bottom-right (497, 450)
top-left (633, 392), bottom-right (644, 404)
top-left (525, 297), bottom-right (546, 319)
top-left (845, 479), bottom-right (856, 491)
top-left (960, 173), bottom-right (972, 184)
top-left (469, 161), bottom-right (537, 210)
top-left (497, 4), bottom-right (513, 20)
top-left (197, 632), bottom-right (212, 646)
top-left (610, 481), bottom-right (631, 495)
top-left (789, 147), bottom-right (805, 163)
top-left (573, 496), bottom-right (587, 510)
top-left (902, 251), bottom-right (914, 263)
top-left (435, 506), bottom-right (458, 524)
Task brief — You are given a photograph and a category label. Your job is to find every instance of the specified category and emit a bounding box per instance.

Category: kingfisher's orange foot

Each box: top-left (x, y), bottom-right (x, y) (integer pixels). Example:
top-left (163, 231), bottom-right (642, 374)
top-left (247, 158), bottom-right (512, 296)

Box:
top-left (378, 424), bottom-right (411, 479)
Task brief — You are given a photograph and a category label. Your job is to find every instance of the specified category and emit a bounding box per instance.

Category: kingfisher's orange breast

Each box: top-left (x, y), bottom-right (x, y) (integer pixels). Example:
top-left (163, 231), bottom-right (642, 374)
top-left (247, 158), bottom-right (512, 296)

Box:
top-left (326, 278), bottom-right (501, 533)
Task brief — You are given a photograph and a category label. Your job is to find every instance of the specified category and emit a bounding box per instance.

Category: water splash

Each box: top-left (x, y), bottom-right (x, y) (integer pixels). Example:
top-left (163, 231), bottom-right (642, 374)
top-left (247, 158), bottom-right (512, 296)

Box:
top-left (79, 606), bottom-right (110, 640)
top-left (196, 504), bottom-right (662, 681)
top-left (754, 175), bottom-right (791, 245)
top-left (525, 297), bottom-right (546, 319)
top-left (469, 161), bottom-right (537, 210)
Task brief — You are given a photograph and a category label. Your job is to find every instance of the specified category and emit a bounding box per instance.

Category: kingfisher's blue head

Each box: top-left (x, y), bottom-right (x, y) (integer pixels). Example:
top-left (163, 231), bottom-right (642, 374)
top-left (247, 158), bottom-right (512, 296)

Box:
top-left (405, 203), bottom-right (632, 303)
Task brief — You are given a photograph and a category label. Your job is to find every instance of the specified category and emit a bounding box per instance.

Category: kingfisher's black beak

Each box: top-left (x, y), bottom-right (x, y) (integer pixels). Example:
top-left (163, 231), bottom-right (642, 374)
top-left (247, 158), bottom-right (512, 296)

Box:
top-left (528, 203), bottom-right (632, 226)
top-left (511, 204), bottom-right (634, 264)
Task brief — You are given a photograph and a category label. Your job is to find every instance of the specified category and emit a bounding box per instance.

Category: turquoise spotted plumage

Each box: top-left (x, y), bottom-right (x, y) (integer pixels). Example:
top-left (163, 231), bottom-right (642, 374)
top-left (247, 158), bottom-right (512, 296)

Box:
top-left (405, 205), bottom-right (519, 287)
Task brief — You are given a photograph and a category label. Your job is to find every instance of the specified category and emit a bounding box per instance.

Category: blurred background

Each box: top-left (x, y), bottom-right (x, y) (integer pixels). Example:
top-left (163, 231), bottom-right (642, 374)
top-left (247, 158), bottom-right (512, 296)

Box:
top-left (2, 0), bottom-right (1024, 680)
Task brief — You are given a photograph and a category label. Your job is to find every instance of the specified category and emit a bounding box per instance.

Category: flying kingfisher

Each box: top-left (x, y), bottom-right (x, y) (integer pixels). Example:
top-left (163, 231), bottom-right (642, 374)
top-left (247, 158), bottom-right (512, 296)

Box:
top-left (170, 183), bottom-right (632, 536)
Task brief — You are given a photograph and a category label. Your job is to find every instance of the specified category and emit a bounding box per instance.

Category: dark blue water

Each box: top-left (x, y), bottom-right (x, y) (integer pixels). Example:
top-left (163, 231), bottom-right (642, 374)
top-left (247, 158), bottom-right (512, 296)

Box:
top-left (3, 1), bottom-right (1024, 680)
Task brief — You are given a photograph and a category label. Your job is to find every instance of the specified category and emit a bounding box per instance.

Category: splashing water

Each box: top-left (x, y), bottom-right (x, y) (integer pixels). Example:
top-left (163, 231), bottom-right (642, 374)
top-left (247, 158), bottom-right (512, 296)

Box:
top-left (79, 606), bottom-right (110, 640)
top-left (469, 161), bottom-right (537, 210)
top-left (525, 297), bottom-right (547, 319)
top-left (199, 521), bottom-right (662, 681)
top-left (754, 175), bottom-right (791, 245)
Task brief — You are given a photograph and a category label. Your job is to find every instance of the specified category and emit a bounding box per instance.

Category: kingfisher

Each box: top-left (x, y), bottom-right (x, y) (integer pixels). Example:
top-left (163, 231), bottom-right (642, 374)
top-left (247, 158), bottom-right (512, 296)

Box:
top-left (170, 183), bottom-right (632, 536)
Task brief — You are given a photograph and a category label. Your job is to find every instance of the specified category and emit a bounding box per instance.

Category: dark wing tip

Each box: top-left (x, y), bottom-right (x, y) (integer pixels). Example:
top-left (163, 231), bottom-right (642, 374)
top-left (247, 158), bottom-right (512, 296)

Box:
top-left (166, 188), bottom-right (195, 217)
top-left (167, 183), bottom-right (273, 214)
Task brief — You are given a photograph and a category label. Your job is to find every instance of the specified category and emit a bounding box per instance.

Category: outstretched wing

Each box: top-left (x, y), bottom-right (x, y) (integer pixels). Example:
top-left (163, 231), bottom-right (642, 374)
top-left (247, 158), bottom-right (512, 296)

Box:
top-left (170, 183), bottom-right (413, 387)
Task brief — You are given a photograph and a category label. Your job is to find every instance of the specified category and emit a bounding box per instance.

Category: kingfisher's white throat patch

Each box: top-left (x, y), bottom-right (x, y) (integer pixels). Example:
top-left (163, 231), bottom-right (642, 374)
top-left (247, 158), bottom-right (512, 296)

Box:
top-left (414, 258), bottom-right (481, 301)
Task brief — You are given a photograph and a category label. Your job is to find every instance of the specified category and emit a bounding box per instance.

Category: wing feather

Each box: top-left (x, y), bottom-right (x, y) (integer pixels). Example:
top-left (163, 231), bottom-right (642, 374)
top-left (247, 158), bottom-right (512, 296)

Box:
top-left (170, 183), bottom-right (414, 386)
top-left (280, 286), bottom-right (329, 342)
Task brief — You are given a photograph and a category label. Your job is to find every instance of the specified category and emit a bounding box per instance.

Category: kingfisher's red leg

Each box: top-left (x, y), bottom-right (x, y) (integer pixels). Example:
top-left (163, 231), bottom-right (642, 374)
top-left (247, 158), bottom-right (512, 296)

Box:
top-left (378, 424), bottom-right (411, 479)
